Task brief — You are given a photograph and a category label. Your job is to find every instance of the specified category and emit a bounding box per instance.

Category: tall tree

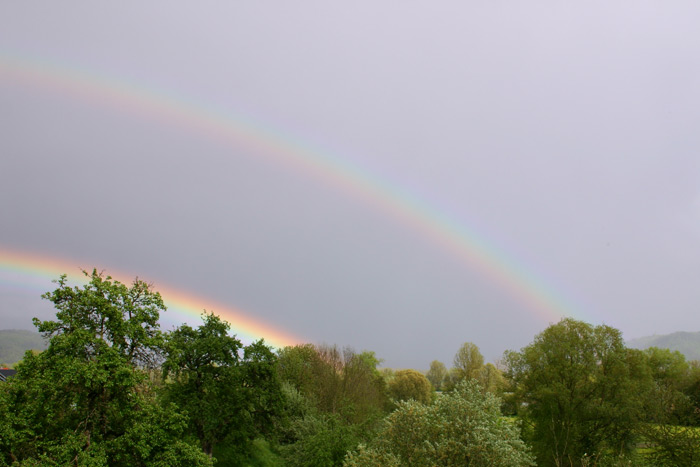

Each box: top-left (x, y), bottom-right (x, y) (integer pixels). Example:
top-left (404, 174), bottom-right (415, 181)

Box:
top-left (275, 344), bottom-right (390, 466)
top-left (425, 360), bottom-right (447, 391)
top-left (505, 318), bottom-right (648, 466)
top-left (162, 312), bottom-right (282, 459)
top-left (0, 270), bottom-right (211, 466)
top-left (277, 344), bottom-right (388, 424)
top-left (475, 362), bottom-right (506, 394)
top-left (637, 347), bottom-right (700, 465)
top-left (453, 342), bottom-right (484, 381)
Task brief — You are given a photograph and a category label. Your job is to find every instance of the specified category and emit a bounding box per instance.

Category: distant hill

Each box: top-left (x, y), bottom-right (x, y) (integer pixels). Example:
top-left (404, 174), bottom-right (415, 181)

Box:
top-left (627, 331), bottom-right (700, 361)
top-left (0, 329), bottom-right (48, 366)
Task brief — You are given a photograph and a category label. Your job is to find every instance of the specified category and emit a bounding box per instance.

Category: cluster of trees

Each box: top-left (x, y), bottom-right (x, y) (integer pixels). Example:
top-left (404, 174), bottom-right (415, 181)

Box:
top-left (505, 319), bottom-right (700, 466)
top-left (426, 341), bottom-right (505, 394)
top-left (2, 271), bottom-right (700, 466)
top-left (0, 271), bottom-right (280, 466)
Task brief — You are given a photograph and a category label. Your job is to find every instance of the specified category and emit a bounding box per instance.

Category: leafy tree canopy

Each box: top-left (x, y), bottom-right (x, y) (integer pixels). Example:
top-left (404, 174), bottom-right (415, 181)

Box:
top-left (505, 318), bottom-right (649, 466)
top-left (387, 369), bottom-right (432, 404)
top-left (162, 312), bottom-right (283, 459)
top-left (344, 379), bottom-right (534, 467)
top-left (0, 270), bottom-right (211, 466)
top-left (425, 360), bottom-right (447, 391)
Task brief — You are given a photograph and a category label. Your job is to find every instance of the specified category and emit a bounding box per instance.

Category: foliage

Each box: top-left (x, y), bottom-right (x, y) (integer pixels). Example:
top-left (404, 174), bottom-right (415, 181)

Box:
top-left (276, 344), bottom-right (320, 395)
top-left (344, 379), bottom-right (534, 466)
top-left (425, 360), bottom-right (447, 391)
top-left (387, 369), bottom-right (432, 404)
top-left (475, 362), bottom-right (507, 394)
top-left (640, 424), bottom-right (700, 466)
top-left (212, 437), bottom-right (285, 467)
top-left (276, 344), bottom-right (389, 424)
top-left (505, 318), bottom-right (648, 466)
top-left (162, 312), bottom-right (283, 458)
top-left (280, 412), bottom-right (366, 467)
top-left (0, 270), bottom-right (210, 466)
top-left (453, 341), bottom-right (485, 381)
top-left (635, 347), bottom-right (700, 465)
top-left (275, 344), bottom-right (390, 465)
top-left (343, 443), bottom-right (402, 467)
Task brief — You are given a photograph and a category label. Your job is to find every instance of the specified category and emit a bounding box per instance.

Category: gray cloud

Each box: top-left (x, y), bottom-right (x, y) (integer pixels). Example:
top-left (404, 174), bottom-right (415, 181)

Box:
top-left (1, 2), bottom-right (699, 368)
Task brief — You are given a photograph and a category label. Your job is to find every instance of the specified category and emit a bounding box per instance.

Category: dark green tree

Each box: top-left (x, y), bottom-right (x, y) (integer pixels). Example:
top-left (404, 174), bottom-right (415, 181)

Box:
top-left (637, 347), bottom-right (700, 465)
top-left (162, 312), bottom-right (283, 460)
top-left (505, 318), bottom-right (648, 466)
top-left (0, 270), bottom-right (211, 466)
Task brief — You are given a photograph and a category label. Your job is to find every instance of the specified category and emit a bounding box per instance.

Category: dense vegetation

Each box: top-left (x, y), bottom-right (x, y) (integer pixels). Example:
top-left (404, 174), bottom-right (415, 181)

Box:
top-left (2, 270), bottom-right (700, 466)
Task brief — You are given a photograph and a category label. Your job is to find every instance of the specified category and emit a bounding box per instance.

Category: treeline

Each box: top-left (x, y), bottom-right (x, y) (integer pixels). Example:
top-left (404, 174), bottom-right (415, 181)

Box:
top-left (1, 271), bottom-right (700, 466)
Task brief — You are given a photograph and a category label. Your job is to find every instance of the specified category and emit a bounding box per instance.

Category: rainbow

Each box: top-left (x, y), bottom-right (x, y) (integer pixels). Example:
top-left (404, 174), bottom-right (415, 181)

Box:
top-left (0, 53), bottom-right (586, 326)
top-left (0, 248), bottom-right (302, 348)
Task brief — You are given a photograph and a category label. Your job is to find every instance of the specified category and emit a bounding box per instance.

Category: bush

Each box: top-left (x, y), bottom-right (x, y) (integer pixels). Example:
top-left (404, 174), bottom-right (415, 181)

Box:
top-left (344, 380), bottom-right (534, 467)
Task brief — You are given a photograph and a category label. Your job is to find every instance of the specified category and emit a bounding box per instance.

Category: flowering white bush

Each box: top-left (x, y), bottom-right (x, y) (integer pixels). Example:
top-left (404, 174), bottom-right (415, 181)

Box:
top-left (344, 379), bottom-right (534, 467)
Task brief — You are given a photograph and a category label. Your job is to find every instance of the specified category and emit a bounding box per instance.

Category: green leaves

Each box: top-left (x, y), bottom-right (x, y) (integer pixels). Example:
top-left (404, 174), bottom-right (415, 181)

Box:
top-left (0, 270), bottom-right (211, 467)
top-left (387, 369), bottom-right (432, 404)
top-left (162, 312), bottom-right (283, 458)
top-left (345, 380), bottom-right (534, 467)
top-left (506, 318), bottom-right (648, 465)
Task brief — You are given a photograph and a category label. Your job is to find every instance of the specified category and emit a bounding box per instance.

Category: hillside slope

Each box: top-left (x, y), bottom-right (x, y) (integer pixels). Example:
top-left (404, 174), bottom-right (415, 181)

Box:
top-left (0, 329), bottom-right (48, 366)
top-left (627, 331), bottom-right (700, 361)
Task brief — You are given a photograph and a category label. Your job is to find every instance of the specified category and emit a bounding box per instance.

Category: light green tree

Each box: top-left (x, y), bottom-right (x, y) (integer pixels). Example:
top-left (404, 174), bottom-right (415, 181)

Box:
top-left (344, 379), bottom-right (534, 467)
top-left (425, 360), bottom-right (447, 390)
top-left (275, 344), bottom-right (390, 466)
top-left (387, 369), bottom-right (432, 404)
top-left (276, 344), bottom-right (389, 424)
top-left (476, 362), bottom-right (506, 394)
top-left (453, 341), bottom-right (484, 381)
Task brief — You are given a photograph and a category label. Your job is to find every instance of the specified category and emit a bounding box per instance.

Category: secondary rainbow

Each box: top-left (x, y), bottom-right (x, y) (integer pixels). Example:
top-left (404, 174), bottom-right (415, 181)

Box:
top-left (0, 52), bottom-right (586, 325)
top-left (0, 248), bottom-right (302, 348)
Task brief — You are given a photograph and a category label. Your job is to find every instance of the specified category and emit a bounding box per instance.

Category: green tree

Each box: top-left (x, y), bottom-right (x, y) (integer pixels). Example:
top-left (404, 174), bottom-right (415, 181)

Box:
top-left (344, 379), bottom-right (534, 467)
top-left (637, 347), bottom-right (700, 465)
top-left (0, 270), bottom-right (211, 466)
top-left (162, 312), bottom-right (283, 460)
top-left (277, 344), bottom-right (388, 424)
top-left (387, 369), bottom-right (432, 404)
top-left (453, 342), bottom-right (484, 381)
top-left (426, 360), bottom-right (447, 391)
top-left (505, 318), bottom-right (648, 466)
top-left (475, 362), bottom-right (506, 394)
top-left (281, 412), bottom-right (365, 467)
top-left (275, 344), bottom-right (390, 466)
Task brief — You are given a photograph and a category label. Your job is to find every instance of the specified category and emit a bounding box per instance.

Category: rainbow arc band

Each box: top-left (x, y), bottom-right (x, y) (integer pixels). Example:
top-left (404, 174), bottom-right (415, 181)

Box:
top-left (0, 248), bottom-right (301, 348)
top-left (0, 53), bottom-right (583, 331)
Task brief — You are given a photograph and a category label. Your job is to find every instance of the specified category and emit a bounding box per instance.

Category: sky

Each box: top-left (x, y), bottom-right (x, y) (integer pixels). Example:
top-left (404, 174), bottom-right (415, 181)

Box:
top-left (1, 2), bottom-right (699, 369)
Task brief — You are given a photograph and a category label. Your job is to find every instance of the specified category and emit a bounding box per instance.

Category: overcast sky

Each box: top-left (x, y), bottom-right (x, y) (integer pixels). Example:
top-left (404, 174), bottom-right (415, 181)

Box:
top-left (1, 2), bottom-right (699, 368)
